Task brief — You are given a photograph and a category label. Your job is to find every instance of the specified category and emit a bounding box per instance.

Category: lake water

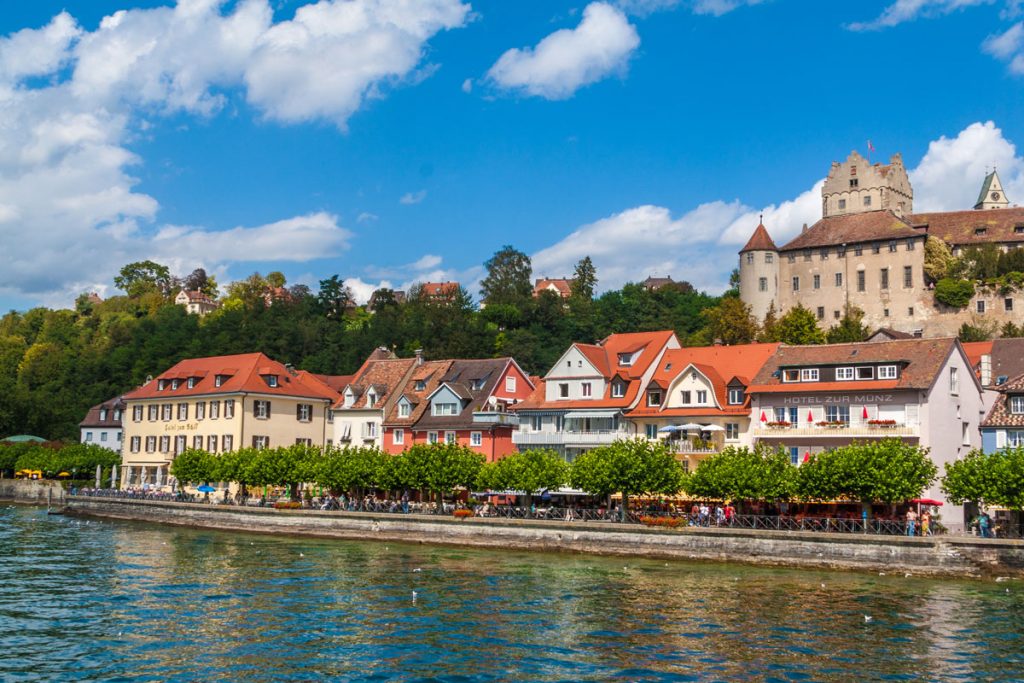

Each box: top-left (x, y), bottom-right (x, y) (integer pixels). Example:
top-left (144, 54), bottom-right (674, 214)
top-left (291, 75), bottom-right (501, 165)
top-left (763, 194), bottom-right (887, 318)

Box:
top-left (1, 504), bottom-right (1023, 682)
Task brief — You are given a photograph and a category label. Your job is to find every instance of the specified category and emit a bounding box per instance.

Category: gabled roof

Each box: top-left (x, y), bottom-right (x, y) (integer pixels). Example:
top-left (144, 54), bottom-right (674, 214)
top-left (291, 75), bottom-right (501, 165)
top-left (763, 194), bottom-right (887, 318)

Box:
top-left (780, 210), bottom-right (920, 251)
top-left (413, 358), bottom-right (513, 429)
top-left (740, 222), bottom-right (777, 253)
top-left (336, 357), bottom-right (417, 410)
top-left (748, 338), bottom-right (962, 393)
top-left (420, 282), bottom-right (460, 298)
top-left (519, 331), bottom-right (678, 410)
top-left (628, 343), bottom-right (779, 417)
top-left (534, 278), bottom-right (572, 298)
top-left (961, 340), bottom-right (994, 380)
top-left (907, 207), bottom-right (1024, 246)
top-left (990, 338), bottom-right (1024, 386)
top-left (982, 372), bottom-right (1024, 428)
top-left (383, 360), bottom-right (453, 427)
top-left (303, 373), bottom-right (354, 394)
top-left (868, 327), bottom-right (916, 342)
top-left (123, 353), bottom-right (340, 402)
top-left (79, 395), bottom-right (126, 428)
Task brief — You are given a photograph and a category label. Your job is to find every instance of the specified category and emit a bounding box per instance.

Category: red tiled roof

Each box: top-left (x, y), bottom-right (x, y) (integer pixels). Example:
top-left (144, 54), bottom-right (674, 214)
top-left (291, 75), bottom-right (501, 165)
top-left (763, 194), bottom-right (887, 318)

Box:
top-left (123, 353), bottom-right (339, 401)
top-left (740, 222), bottom-right (778, 252)
top-left (961, 340), bottom-right (993, 376)
top-left (383, 360), bottom-right (453, 427)
top-left (336, 357), bottom-right (417, 410)
top-left (982, 373), bottom-right (1024, 427)
top-left (420, 282), bottom-right (460, 298)
top-left (414, 358), bottom-right (518, 430)
top-left (748, 338), bottom-right (960, 393)
top-left (533, 278), bottom-right (572, 298)
top-left (303, 373), bottom-right (354, 394)
top-left (79, 395), bottom-right (126, 428)
top-left (780, 211), bottom-right (921, 251)
top-left (908, 207), bottom-right (1024, 246)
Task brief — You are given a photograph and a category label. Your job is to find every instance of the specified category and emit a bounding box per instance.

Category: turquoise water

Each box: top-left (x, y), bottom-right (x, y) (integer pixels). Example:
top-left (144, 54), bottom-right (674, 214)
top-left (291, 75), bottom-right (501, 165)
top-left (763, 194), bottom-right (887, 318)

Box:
top-left (1, 505), bottom-right (1023, 682)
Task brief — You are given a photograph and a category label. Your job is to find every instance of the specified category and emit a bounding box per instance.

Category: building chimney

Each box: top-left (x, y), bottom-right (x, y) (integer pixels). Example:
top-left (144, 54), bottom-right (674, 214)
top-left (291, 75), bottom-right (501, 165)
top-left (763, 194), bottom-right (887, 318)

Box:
top-left (414, 348), bottom-right (424, 366)
top-left (802, 223), bottom-right (808, 233)
top-left (980, 354), bottom-right (992, 387)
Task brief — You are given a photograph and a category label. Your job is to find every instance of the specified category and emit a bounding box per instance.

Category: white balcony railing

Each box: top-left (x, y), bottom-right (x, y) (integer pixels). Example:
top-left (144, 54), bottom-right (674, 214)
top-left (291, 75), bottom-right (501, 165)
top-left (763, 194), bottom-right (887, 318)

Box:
top-left (473, 411), bottom-right (519, 426)
top-left (513, 430), bottom-right (629, 446)
top-left (752, 424), bottom-right (919, 438)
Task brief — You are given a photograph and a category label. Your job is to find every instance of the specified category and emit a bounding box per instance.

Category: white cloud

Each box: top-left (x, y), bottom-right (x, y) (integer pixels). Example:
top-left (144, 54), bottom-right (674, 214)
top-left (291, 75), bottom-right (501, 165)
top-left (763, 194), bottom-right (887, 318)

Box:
top-left (344, 276), bottom-right (390, 304)
top-left (461, 77), bottom-right (473, 93)
top-left (531, 121), bottom-right (1024, 294)
top-left (357, 211), bottom-right (379, 223)
top-left (615, 0), bottom-right (763, 16)
top-left (400, 190), bottom-right (428, 204)
top-left (848, 0), bottom-right (994, 31)
top-left (486, 2), bottom-right (639, 100)
top-left (983, 21), bottom-right (1024, 72)
top-left (910, 121), bottom-right (1024, 211)
top-left (0, 1), bottom-right (470, 306)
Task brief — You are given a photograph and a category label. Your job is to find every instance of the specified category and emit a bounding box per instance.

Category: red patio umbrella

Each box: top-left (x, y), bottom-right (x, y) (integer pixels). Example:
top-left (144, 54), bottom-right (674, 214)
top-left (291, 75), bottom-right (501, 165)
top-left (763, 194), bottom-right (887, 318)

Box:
top-left (807, 410), bottom-right (813, 423)
top-left (862, 406), bottom-right (869, 420)
top-left (803, 451), bottom-right (811, 463)
top-left (760, 410), bottom-right (767, 423)
top-left (910, 498), bottom-right (944, 506)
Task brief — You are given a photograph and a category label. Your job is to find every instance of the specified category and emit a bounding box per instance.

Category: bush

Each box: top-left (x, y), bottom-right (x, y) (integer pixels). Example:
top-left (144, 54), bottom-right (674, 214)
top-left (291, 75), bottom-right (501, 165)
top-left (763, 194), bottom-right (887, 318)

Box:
top-left (934, 278), bottom-right (975, 308)
top-left (639, 515), bottom-right (685, 529)
top-left (273, 501), bottom-right (302, 510)
top-left (453, 509), bottom-right (474, 519)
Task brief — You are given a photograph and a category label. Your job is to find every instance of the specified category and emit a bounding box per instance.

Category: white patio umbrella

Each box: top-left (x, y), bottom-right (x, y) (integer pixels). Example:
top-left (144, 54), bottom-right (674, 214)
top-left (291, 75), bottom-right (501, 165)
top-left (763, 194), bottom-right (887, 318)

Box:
top-left (700, 424), bottom-right (726, 432)
top-left (677, 423), bottom-right (705, 431)
top-left (657, 425), bottom-right (680, 433)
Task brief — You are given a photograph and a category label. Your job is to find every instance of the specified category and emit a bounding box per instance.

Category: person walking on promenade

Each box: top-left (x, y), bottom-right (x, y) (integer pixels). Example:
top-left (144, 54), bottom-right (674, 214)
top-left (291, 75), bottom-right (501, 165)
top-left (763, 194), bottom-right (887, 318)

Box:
top-left (906, 509), bottom-right (918, 537)
top-left (979, 511), bottom-right (992, 538)
top-left (921, 511), bottom-right (931, 537)
top-left (715, 505), bottom-right (725, 527)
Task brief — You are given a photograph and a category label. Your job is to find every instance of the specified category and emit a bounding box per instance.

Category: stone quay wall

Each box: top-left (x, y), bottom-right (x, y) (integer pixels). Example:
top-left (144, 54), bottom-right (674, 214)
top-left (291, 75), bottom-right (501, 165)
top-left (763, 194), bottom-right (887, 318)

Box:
top-left (66, 496), bottom-right (1024, 579)
top-left (0, 479), bottom-right (65, 505)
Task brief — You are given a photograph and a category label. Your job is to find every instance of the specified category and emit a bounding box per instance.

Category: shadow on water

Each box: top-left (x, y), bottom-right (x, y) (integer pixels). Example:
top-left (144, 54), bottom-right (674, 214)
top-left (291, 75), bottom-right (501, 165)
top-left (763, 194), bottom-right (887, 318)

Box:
top-left (1, 505), bottom-right (1023, 682)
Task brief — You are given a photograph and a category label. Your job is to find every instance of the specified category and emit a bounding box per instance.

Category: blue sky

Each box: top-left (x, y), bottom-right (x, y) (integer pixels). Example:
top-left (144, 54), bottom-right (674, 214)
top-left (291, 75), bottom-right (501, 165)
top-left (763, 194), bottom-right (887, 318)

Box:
top-left (1, 0), bottom-right (1024, 310)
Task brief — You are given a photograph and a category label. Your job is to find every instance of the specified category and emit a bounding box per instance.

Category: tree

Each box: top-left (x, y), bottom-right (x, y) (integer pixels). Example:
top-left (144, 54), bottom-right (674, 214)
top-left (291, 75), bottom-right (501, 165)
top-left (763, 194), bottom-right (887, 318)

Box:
top-left (685, 445), bottom-right (795, 502)
top-left (757, 303), bottom-right (780, 343)
top-left (924, 236), bottom-right (954, 282)
top-left (317, 275), bottom-right (354, 320)
top-left (316, 446), bottom-right (385, 497)
top-left (1002, 321), bottom-right (1024, 338)
top-left (796, 439), bottom-right (937, 507)
top-left (702, 296), bottom-right (757, 345)
top-left (480, 245), bottom-right (533, 307)
top-left (943, 447), bottom-right (1024, 512)
top-left (266, 271), bottom-right (287, 289)
top-left (170, 448), bottom-right (216, 486)
top-left (934, 278), bottom-right (975, 308)
top-left (826, 306), bottom-right (869, 344)
top-left (958, 321), bottom-right (995, 342)
top-left (776, 304), bottom-right (826, 345)
top-left (114, 260), bottom-right (173, 298)
top-left (183, 268), bottom-right (218, 297)
top-left (570, 256), bottom-right (597, 301)
top-left (404, 443), bottom-right (484, 511)
top-left (570, 438), bottom-right (685, 521)
top-left (478, 449), bottom-right (568, 512)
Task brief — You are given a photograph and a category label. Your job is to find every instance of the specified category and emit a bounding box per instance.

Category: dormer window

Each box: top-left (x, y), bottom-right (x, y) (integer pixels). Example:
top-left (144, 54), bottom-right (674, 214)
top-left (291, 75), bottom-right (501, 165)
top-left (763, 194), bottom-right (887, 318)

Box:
top-left (618, 353), bottom-right (634, 367)
top-left (366, 390), bottom-right (377, 408)
top-left (434, 402), bottom-right (458, 416)
top-left (1010, 396), bottom-right (1024, 415)
top-left (855, 367), bottom-right (874, 380)
top-left (800, 368), bottom-right (819, 382)
top-left (415, 380), bottom-right (426, 391)
top-left (113, 409), bottom-right (122, 421)
top-left (611, 381), bottom-right (625, 399)
top-left (171, 379), bottom-right (180, 390)
top-left (187, 377), bottom-right (197, 389)
top-left (647, 390), bottom-right (662, 407)
top-left (266, 375), bottom-right (278, 388)
top-left (975, 227), bottom-right (987, 236)
top-left (399, 401), bottom-right (411, 418)
top-left (782, 369), bottom-right (800, 383)
top-left (1015, 225), bottom-right (1024, 234)
top-left (728, 388), bottom-right (743, 405)
top-left (214, 375), bottom-right (224, 387)
top-left (878, 365), bottom-right (897, 380)
top-left (836, 367), bottom-right (854, 380)
top-left (157, 379), bottom-right (167, 391)
top-left (343, 391), bottom-right (355, 408)
top-left (99, 409), bottom-right (108, 421)
top-left (471, 379), bottom-right (485, 391)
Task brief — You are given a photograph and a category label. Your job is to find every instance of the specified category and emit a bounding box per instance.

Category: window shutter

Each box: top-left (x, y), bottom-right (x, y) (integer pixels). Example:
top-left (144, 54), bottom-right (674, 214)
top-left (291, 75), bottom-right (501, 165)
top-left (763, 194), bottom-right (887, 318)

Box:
top-left (850, 405), bottom-right (863, 425)
top-left (296, 404), bottom-right (302, 420)
top-left (996, 430), bottom-right (1007, 449)
top-left (266, 401), bottom-right (271, 418)
top-left (905, 404), bottom-right (920, 426)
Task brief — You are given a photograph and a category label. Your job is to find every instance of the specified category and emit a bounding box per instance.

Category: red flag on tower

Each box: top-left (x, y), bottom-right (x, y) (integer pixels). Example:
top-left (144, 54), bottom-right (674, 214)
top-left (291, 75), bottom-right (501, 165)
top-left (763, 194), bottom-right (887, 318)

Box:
top-left (867, 139), bottom-right (875, 153)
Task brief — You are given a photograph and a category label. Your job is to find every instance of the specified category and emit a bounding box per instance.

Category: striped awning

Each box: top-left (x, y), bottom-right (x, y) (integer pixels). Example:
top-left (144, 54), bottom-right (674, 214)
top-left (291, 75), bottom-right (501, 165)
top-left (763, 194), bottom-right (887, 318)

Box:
top-left (564, 410), bottom-right (619, 419)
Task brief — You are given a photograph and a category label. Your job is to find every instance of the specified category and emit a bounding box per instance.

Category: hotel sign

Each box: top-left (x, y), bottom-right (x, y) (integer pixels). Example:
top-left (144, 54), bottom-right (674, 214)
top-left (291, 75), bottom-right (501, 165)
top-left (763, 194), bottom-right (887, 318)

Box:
top-left (781, 394), bottom-right (896, 405)
top-left (164, 422), bottom-right (200, 432)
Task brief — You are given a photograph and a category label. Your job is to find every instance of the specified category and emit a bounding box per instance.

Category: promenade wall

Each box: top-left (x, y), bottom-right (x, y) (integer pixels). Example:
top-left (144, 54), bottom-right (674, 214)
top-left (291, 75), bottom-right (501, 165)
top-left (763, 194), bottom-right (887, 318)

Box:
top-left (0, 479), bottom-right (65, 505)
top-left (66, 496), bottom-right (1024, 579)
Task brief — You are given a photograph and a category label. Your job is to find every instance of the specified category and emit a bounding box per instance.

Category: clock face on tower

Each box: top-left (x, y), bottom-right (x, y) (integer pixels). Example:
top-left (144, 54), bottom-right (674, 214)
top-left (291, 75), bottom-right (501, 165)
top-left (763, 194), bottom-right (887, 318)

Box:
top-left (992, 192), bottom-right (1001, 201)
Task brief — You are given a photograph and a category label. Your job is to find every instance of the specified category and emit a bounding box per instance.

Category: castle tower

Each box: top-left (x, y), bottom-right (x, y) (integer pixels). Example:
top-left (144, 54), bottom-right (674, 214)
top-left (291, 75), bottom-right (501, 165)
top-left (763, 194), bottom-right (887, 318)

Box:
top-left (738, 218), bottom-right (779, 322)
top-left (822, 151), bottom-right (913, 218)
top-left (974, 170), bottom-right (1010, 210)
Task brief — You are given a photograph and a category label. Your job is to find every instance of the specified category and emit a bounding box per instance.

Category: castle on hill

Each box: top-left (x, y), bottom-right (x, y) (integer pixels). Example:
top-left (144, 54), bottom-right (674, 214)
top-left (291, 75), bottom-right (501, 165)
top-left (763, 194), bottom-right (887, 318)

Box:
top-left (738, 150), bottom-right (1023, 337)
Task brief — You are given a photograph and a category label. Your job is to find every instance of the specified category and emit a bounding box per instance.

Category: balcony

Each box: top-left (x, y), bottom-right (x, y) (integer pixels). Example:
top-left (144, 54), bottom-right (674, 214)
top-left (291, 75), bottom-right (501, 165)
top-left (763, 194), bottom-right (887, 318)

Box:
top-left (752, 423), bottom-right (919, 438)
top-left (513, 430), bottom-right (629, 447)
top-left (473, 411), bottom-right (519, 426)
top-left (666, 438), bottom-right (722, 455)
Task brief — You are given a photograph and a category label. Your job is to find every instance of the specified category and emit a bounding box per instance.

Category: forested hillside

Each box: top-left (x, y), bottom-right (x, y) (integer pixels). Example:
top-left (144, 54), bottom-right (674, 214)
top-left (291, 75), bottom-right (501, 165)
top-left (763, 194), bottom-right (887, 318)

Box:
top-left (0, 248), bottom-right (728, 441)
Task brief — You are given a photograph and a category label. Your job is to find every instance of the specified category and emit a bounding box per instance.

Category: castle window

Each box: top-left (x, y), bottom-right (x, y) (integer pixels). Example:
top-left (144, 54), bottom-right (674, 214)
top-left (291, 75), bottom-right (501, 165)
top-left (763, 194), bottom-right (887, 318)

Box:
top-left (908, 307), bottom-right (914, 316)
top-left (803, 250), bottom-right (812, 262)
top-left (759, 277), bottom-right (767, 292)
top-left (907, 239), bottom-right (916, 251)
top-left (888, 240), bottom-right (897, 252)
top-left (863, 195), bottom-right (872, 207)
top-left (904, 266), bottom-right (913, 288)
top-left (837, 245), bottom-right (846, 257)
top-left (857, 271), bottom-right (865, 292)
top-left (813, 275), bottom-right (820, 290)
top-left (792, 277), bottom-right (800, 292)
top-left (850, 179), bottom-right (859, 188)
top-left (884, 308), bottom-right (890, 317)
top-left (975, 227), bottom-right (987, 236)
top-left (835, 272), bottom-right (843, 287)
top-left (880, 268), bottom-right (889, 290)
top-left (746, 253), bottom-right (754, 264)
top-left (834, 310), bottom-right (841, 319)
top-left (977, 300), bottom-right (986, 314)
top-left (838, 199), bottom-right (847, 210)
top-left (820, 248), bottom-right (829, 260)
top-left (1006, 298), bottom-right (1014, 312)
top-left (816, 307), bottom-right (824, 320)
top-left (854, 246), bottom-right (863, 256)
top-left (787, 254), bottom-right (796, 263)
top-left (872, 243), bottom-right (881, 254)
top-left (765, 253), bottom-right (773, 264)
top-left (850, 166), bottom-right (857, 176)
